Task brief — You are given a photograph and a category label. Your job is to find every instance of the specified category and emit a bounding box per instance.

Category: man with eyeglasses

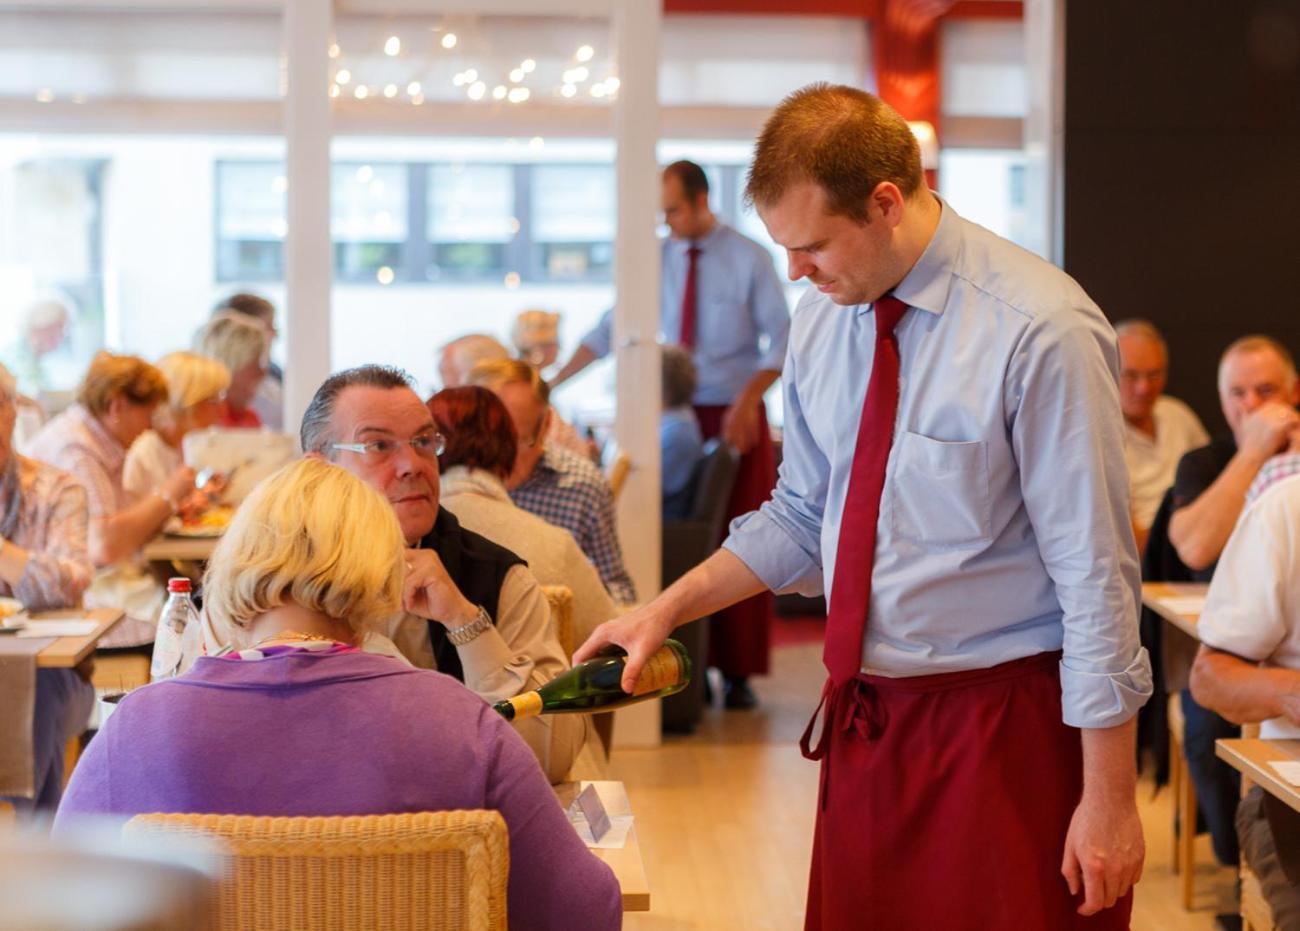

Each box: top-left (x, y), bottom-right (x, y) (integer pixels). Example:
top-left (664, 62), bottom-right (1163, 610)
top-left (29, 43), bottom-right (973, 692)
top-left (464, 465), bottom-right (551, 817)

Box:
top-left (1115, 319), bottom-right (1207, 554)
top-left (299, 364), bottom-right (587, 783)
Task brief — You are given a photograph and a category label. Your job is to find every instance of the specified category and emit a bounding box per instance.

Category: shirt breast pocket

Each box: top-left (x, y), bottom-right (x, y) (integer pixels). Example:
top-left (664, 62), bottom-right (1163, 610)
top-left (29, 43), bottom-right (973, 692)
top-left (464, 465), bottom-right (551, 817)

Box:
top-left (700, 282), bottom-right (750, 354)
top-left (888, 431), bottom-right (991, 548)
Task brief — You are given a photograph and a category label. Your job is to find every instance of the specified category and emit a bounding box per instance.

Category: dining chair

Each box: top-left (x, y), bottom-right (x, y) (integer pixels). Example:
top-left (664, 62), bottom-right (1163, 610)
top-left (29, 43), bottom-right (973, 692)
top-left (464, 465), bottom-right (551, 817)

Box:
top-left (539, 583), bottom-right (613, 756)
top-left (605, 450), bottom-right (632, 500)
top-left (539, 584), bottom-right (575, 659)
top-left (123, 810), bottom-right (508, 931)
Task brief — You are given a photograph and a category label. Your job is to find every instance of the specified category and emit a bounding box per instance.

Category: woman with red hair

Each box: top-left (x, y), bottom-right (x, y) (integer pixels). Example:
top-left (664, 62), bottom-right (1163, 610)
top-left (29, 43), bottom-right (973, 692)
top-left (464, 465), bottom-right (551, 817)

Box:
top-left (427, 386), bottom-right (617, 653)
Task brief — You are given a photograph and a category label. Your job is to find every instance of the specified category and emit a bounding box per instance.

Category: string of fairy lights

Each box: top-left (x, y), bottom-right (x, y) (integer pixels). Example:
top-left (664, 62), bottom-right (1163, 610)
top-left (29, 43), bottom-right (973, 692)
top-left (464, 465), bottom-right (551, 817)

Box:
top-left (327, 29), bottom-right (620, 106)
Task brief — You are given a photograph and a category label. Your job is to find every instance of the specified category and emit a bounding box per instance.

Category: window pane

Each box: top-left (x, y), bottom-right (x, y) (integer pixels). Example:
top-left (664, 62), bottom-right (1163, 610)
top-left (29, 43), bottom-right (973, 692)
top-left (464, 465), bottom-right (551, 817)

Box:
top-left (428, 164), bottom-right (514, 279)
top-left (0, 155), bottom-right (104, 395)
top-left (216, 161), bottom-right (285, 282)
top-left (941, 20), bottom-right (1026, 117)
top-left (531, 165), bottom-right (614, 280)
top-left (938, 149), bottom-right (1028, 247)
top-left (332, 163), bottom-right (406, 282)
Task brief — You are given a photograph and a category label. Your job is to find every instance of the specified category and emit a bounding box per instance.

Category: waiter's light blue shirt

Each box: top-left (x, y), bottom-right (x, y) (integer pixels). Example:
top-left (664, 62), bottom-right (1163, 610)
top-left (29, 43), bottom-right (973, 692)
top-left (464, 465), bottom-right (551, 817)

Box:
top-left (581, 222), bottom-right (791, 406)
top-left (724, 199), bottom-right (1152, 730)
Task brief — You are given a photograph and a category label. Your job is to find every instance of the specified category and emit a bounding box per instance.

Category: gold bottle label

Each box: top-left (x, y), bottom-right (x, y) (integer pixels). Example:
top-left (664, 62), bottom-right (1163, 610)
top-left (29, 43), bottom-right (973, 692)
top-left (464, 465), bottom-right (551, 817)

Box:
top-left (632, 647), bottom-right (683, 696)
top-left (508, 691), bottom-right (545, 720)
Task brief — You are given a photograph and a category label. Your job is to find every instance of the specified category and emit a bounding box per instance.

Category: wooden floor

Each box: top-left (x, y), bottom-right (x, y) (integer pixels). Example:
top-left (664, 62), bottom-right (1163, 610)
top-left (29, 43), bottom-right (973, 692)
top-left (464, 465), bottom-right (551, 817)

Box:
top-left (610, 633), bottom-right (1238, 930)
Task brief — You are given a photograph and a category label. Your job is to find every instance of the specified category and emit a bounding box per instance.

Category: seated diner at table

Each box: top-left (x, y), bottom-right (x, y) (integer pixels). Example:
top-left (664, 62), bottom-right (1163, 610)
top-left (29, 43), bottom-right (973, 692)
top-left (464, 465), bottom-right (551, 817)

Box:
top-left (25, 352), bottom-right (194, 647)
top-left (1190, 472), bottom-right (1300, 929)
top-left (197, 311), bottom-right (270, 430)
top-left (123, 351), bottom-right (230, 506)
top-left (54, 458), bottom-right (622, 930)
top-left (297, 364), bottom-right (586, 782)
top-left (0, 362), bottom-right (96, 812)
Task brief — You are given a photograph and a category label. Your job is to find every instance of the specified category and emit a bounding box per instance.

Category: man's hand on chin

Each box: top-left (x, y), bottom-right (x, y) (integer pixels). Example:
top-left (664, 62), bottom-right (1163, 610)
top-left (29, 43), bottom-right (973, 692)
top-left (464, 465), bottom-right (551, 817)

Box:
top-left (402, 548), bottom-right (476, 626)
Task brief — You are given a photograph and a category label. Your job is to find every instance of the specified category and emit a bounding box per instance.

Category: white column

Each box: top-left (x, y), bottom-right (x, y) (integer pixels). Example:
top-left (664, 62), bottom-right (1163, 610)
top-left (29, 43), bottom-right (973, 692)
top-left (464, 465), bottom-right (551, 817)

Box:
top-left (611, 0), bottom-right (662, 747)
top-left (281, 0), bottom-right (333, 438)
top-left (1023, 0), bottom-right (1066, 264)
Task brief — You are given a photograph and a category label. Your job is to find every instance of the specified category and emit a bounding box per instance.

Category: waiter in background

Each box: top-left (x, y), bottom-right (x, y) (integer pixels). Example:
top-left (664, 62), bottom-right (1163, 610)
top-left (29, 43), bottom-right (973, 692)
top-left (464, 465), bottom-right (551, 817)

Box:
top-left (552, 160), bottom-right (790, 709)
top-left (577, 84), bottom-right (1150, 929)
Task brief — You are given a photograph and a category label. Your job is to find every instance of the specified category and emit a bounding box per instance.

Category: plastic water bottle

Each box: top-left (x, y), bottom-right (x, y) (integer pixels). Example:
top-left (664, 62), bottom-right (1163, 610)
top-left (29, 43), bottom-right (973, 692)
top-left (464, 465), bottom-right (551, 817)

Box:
top-left (151, 577), bottom-right (199, 681)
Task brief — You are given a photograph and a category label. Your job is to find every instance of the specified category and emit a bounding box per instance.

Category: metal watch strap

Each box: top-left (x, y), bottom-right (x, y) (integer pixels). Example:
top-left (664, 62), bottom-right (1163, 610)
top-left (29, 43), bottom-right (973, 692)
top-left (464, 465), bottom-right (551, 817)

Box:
top-left (446, 605), bottom-right (491, 646)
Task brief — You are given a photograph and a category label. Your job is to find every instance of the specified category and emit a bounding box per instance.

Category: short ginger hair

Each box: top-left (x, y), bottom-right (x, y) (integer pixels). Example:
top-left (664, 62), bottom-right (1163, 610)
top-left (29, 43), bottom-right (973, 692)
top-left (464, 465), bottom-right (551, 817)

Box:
top-left (746, 82), bottom-right (925, 223)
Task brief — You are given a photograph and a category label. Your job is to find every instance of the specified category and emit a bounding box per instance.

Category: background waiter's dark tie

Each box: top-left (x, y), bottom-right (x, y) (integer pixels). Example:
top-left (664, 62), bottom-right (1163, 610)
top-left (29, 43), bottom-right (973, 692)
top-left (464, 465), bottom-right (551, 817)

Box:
top-left (822, 295), bottom-right (909, 685)
top-left (678, 245), bottom-right (701, 348)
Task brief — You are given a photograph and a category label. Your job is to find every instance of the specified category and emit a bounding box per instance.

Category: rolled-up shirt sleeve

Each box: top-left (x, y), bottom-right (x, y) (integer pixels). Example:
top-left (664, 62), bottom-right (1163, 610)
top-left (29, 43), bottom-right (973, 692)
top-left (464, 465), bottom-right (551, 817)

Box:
top-left (724, 335), bottom-right (826, 595)
top-left (579, 308), bottom-right (614, 359)
top-left (749, 248), bottom-right (791, 373)
top-left (1007, 308), bottom-right (1152, 729)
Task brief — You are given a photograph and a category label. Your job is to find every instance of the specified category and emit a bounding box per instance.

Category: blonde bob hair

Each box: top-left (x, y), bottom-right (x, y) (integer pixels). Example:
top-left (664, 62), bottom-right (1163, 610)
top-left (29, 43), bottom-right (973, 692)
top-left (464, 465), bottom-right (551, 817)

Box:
top-left (198, 311), bottom-right (270, 374)
top-left (156, 351), bottom-right (230, 413)
top-left (466, 357), bottom-right (550, 406)
top-left (202, 458), bottom-right (405, 646)
top-left (76, 351), bottom-right (169, 417)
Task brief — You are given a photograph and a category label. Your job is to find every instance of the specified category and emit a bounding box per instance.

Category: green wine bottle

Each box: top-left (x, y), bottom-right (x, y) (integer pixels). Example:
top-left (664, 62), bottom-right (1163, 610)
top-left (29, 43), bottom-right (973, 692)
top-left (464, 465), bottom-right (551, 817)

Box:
top-left (493, 640), bottom-right (692, 721)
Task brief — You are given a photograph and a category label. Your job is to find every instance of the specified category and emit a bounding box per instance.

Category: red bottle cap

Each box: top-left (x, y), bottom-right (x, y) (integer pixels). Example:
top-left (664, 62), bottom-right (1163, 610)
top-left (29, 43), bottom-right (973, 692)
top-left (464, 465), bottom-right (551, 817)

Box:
top-left (167, 578), bottom-right (192, 594)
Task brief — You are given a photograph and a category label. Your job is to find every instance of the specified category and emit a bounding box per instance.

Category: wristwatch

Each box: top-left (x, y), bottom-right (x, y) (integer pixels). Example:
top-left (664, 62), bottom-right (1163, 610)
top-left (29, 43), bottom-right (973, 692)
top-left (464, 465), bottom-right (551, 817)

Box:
top-left (446, 605), bottom-right (492, 646)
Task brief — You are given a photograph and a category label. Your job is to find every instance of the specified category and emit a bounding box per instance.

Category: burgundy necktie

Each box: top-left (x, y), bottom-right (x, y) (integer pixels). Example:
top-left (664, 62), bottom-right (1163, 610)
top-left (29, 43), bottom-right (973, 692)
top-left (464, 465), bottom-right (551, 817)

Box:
top-left (822, 295), bottom-right (909, 686)
top-left (678, 245), bottom-right (701, 348)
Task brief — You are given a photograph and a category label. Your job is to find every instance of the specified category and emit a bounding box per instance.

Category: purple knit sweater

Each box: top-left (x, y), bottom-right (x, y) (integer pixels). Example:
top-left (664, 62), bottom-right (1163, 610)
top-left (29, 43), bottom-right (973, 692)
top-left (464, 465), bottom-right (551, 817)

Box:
top-left (56, 650), bottom-right (622, 931)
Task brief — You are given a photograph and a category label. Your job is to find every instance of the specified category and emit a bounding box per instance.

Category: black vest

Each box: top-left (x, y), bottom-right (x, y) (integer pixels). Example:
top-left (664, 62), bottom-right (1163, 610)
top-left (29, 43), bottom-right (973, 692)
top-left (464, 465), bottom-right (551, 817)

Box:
top-left (419, 507), bottom-right (524, 683)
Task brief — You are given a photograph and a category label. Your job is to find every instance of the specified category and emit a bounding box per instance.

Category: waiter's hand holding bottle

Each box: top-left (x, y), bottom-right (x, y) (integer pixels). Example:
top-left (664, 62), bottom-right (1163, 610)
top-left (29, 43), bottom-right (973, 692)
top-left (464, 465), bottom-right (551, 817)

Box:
top-left (574, 549), bottom-right (768, 694)
top-left (574, 602), bottom-right (678, 695)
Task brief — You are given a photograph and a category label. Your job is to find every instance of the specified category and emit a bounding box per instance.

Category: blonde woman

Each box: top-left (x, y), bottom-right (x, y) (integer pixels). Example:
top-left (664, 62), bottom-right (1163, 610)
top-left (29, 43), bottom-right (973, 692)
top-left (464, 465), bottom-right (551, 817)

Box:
top-left (197, 312), bottom-right (269, 428)
top-left (55, 459), bottom-right (622, 931)
top-left (27, 352), bottom-right (194, 647)
top-left (123, 351), bottom-right (230, 500)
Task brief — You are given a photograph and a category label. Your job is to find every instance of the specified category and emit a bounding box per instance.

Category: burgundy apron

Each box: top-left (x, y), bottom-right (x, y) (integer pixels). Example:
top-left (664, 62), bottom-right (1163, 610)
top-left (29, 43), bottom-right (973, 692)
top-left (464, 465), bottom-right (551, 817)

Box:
top-left (801, 651), bottom-right (1133, 931)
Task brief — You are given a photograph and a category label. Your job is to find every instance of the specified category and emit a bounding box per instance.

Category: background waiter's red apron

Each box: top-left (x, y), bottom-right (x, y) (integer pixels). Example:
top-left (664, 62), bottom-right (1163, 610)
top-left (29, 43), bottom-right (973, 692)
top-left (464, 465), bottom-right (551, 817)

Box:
top-left (693, 402), bottom-right (775, 679)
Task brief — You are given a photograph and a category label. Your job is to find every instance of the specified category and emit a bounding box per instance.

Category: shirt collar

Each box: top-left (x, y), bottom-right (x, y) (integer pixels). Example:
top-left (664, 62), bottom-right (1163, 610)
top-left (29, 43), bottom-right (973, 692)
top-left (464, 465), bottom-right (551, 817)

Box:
top-left (440, 465), bottom-right (511, 503)
top-left (670, 220), bottom-right (727, 256)
top-left (858, 194), bottom-right (959, 319)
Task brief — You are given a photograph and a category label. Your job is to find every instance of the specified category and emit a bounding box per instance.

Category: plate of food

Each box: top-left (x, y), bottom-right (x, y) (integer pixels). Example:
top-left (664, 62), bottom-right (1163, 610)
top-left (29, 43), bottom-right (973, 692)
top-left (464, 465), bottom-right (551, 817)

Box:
top-left (0, 596), bottom-right (28, 633)
top-left (164, 504), bottom-right (235, 538)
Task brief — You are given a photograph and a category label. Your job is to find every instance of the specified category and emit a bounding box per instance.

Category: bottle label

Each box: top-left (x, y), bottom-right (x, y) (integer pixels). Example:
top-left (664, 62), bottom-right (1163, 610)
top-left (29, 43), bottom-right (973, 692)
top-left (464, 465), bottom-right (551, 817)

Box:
top-left (632, 647), bottom-right (683, 696)
top-left (508, 691), bottom-right (545, 720)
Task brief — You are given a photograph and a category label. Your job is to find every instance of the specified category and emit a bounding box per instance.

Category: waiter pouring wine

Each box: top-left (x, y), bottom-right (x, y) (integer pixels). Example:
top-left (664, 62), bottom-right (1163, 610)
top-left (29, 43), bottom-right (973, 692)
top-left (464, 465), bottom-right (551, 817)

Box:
top-left (575, 83), bottom-right (1152, 930)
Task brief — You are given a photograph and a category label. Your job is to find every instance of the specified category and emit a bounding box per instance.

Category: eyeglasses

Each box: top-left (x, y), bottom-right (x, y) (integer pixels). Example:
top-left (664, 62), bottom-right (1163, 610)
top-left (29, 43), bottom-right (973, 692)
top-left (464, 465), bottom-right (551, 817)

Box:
top-left (330, 432), bottom-right (446, 463)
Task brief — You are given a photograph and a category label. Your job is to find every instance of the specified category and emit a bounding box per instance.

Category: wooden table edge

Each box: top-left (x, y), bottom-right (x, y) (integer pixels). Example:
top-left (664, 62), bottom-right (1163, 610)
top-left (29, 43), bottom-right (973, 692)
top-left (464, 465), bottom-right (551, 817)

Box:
top-left (1216, 738), bottom-right (1300, 816)
top-left (34, 608), bottom-right (125, 669)
top-left (554, 780), bottom-right (651, 913)
top-left (1140, 581), bottom-right (1205, 638)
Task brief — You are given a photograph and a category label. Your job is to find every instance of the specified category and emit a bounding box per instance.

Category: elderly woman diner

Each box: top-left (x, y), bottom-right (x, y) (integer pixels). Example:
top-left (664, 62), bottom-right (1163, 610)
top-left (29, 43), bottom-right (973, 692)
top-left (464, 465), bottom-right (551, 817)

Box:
top-left (26, 352), bottom-right (194, 647)
top-left (197, 312), bottom-right (270, 429)
top-left (429, 385), bottom-right (618, 651)
top-left (0, 362), bottom-right (95, 811)
top-left (55, 458), bottom-right (622, 930)
top-left (123, 351), bottom-right (230, 501)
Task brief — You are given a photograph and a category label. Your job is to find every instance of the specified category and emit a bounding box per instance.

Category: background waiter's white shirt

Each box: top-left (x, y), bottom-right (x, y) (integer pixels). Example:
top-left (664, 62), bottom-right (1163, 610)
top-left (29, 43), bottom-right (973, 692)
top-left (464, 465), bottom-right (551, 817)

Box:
top-left (725, 197), bottom-right (1152, 730)
top-left (1124, 394), bottom-right (1208, 531)
top-left (1197, 474), bottom-right (1300, 739)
